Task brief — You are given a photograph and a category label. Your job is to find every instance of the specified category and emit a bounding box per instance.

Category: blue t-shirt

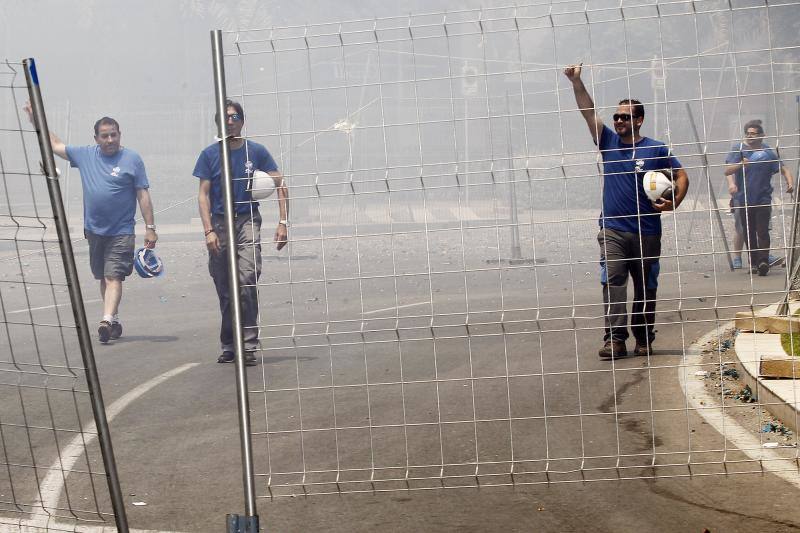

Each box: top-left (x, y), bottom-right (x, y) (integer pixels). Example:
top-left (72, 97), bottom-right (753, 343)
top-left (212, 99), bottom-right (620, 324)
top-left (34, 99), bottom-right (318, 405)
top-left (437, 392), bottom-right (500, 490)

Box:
top-left (725, 142), bottom-right (781, 207)
top-left (598, 125), bottom-right (682, 235)
top-left (65, 145), bottom-right (149, 236)
top-left (192, 140), bottom-right (278, 215)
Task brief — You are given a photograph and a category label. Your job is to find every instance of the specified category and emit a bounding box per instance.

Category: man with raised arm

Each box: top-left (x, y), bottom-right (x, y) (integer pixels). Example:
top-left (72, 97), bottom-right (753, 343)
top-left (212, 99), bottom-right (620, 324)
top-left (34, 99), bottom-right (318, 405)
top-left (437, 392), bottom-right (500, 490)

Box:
top-left (564, 64), bottom-right (689, 360)
top-left (194, 99), bottom-right (289, 367)
top-left (24, 103), bottom-right (157, 344)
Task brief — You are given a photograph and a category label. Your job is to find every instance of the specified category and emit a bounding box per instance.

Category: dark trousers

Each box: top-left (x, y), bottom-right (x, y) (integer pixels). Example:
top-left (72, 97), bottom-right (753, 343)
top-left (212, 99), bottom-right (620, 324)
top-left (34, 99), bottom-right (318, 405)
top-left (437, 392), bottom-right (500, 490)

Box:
top-left (598, 228), bottom-right (661, 345)
top-left (208, 213), bottom-right (262, 353)
top-left (742, 205), bottom-right (771, 267)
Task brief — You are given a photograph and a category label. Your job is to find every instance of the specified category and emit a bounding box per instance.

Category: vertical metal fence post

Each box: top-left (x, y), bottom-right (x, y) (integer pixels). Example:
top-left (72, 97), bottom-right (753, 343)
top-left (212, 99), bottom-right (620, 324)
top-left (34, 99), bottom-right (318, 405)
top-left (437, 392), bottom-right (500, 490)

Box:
top-left (23, 57), bottom-right (129, 533)
top-left (778, 95), bottom-right (800, 315)
top-left (210, 31), bottom-right (260, 533)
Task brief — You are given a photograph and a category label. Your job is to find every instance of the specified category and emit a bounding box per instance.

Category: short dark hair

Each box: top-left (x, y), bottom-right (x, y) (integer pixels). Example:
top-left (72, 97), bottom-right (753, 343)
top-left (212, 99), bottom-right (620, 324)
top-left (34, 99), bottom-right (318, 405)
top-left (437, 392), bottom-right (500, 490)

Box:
top-left (744, 119), bottom-right (764, 134)
top-left (94, 117), bottom-right (120, 136)
top-left (618, 98), bottom-right (645, 119)
top-left (214, 99), bottom-right (245, 125)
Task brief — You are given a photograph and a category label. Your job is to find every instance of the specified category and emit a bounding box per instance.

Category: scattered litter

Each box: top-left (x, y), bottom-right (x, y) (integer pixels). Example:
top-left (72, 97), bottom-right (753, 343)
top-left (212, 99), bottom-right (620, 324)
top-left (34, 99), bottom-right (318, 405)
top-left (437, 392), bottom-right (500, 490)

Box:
top-left (734, 385), bottom-right (756, 403)
top-left (722, 367), bottom-right (739, 379)
top-left (132, 501), bottom-right (147, 506)
top-left (760, 420), bottom-right (793, 436)
top-left (763, 442), bottom-right (779, 448)
top-left (694, 370), bottom-right (710, 378)
top-left (159, 296), bottom-right (167, 303)
top-left (721, 340), bottom-right (732, 351)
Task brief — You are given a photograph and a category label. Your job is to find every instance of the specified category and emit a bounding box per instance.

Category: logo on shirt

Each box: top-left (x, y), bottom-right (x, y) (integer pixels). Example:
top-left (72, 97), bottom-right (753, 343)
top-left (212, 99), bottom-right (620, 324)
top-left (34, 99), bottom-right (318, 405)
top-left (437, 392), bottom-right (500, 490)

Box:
top-left (245, 160), bottom-right (254, 176)
top-left (635, 159), bottom-right (645, 173)
top-left (111, 166), bottom-right (121, 177)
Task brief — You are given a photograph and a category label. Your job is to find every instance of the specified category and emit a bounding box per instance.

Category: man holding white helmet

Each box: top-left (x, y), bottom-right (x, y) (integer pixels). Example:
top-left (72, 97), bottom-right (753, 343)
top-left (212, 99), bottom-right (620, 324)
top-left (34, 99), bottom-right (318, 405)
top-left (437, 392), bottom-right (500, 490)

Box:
top-left (194, 100), bottom-right (289, 366)
top-left (564, 64), bottom-right (689, 360)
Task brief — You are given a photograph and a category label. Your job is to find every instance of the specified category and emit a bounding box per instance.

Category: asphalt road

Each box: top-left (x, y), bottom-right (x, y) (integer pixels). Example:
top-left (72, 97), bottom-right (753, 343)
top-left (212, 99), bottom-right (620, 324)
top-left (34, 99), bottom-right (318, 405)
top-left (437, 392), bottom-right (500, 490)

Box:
top-left (2, 217), bottom-right (800, 532)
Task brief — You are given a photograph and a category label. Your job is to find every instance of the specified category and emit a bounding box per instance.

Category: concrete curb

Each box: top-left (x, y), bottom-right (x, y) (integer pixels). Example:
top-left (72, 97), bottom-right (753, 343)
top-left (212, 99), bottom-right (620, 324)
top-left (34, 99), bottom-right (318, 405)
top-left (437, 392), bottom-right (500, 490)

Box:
top-left (733, 303), bottom-right (800, 434)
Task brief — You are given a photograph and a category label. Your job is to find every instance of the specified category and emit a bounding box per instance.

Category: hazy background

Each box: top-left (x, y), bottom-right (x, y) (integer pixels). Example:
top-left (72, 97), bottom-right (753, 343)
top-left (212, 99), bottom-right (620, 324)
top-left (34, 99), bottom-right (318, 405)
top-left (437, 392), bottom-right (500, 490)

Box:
top-left (2, 0), bottom-right (799, 229)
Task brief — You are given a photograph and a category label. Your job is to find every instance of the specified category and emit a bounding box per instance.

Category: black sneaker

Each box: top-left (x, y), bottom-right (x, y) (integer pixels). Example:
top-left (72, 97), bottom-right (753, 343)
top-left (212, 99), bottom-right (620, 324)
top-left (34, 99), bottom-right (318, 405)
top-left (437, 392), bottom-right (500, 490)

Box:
top-left (217, 351), bottom-right (235, 364)
top-left (98, 321), bottom-right (112, 344)
top-left (110, 321), bottom-right (123, 340)
top-left (245, 352), bottom-right (258, 366)
top-left (757, 262), bottom-right (769, 276)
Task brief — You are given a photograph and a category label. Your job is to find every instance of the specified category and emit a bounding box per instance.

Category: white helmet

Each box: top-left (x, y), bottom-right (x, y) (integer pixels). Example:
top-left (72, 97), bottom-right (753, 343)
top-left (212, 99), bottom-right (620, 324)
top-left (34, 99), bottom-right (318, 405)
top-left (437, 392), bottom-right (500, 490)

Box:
top-left (249, 170), bottom-right (276, 200)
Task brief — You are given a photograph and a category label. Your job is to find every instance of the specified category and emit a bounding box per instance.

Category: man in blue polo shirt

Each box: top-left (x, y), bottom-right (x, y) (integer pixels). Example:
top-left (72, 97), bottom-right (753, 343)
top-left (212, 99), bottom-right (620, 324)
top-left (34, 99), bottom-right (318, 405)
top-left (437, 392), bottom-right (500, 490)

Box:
top-left (24, 103), bottom-right (157, 344)
top-left (564, 64), bottom-right (690, 360)
top-left (725, 119), bottom-right (794, 276)
top-left (194, 100), bottom-right (289, 366)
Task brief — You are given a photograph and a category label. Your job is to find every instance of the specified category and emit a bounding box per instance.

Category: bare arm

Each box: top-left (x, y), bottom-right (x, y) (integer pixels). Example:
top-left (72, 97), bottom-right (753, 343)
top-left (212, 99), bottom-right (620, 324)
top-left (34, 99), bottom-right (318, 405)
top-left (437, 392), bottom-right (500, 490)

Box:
top-left (781, 165), bottom-right (795, 193)
top-left (724, 160), bottom-right (747, 176)
top-left (564, 64), bottom-right (603, 145)
top-left (726, 172), bottom-right (738, 195)
top-left (23, 101), bottom-right (67, 159)
top-left (269, 171), bottom-right (289, 251)
top-left (198, 179), bottom-right (220, 255)
top-left (136, 188), bottom-right (158, 248)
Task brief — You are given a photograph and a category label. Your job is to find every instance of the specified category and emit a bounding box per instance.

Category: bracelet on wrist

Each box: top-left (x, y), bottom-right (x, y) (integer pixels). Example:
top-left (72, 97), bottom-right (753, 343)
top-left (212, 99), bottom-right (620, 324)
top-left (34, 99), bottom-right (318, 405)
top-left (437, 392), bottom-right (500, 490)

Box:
top-left (204, 229), bottom-right (215, 236)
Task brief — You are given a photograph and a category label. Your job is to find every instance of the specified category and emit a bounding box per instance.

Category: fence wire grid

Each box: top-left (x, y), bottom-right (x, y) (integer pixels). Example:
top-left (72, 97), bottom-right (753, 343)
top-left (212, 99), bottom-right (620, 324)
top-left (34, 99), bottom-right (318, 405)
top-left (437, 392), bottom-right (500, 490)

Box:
top-left (0, 61), bottom-right (119, 531)
top-left (212, 0), bottom-right (800, 498)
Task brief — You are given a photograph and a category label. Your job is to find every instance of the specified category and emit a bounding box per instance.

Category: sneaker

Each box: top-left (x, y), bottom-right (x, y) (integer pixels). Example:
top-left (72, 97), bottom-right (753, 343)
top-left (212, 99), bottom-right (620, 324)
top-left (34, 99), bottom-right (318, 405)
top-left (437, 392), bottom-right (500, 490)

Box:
top-left (110, 321), bottom-right (123, 340)
top-left (598, 340), bottom-right (627, 360)
top-left (769, 255), bottom-right (784, 267)
top-left (245, 352), bottom-right (258, 366)
top-left (217, 351), bottom-right (235, 364)
top-left (633, 342), bottom-right (652, 357)
top-left (98, 321), bottom-right (112, 344)
top-left (732, 257), bottom-right (742, 270)
top-left (758, 262), bottom-right (769, 276)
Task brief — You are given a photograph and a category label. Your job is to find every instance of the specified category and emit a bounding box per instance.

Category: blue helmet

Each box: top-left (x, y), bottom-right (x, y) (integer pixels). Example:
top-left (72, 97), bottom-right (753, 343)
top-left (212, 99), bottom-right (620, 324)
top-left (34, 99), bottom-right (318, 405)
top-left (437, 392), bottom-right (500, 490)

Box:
top-left (134, 247), bottom-right (164, 278)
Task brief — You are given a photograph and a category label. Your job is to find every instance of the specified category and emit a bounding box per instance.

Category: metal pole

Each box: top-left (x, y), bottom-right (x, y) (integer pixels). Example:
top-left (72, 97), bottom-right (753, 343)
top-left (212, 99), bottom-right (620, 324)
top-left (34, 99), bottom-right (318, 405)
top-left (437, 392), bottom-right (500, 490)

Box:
top-left (506, 93), bottom-right (521, 260)
top-left (685, 102), bottom-right (735, 271)
top-left (211, 31), bottom-right (260, 532)
top-left (778, 94), bottom-right (800, 315)
top-left (23, 58), bottom-right (129, 533)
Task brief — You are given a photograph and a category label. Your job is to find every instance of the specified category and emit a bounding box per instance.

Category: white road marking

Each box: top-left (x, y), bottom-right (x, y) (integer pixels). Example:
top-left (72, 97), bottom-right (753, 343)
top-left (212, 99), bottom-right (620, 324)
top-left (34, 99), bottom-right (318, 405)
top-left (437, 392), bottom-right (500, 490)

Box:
top-left (682, 324), bottom-right (800, 488)
top-left (19, 363), bottom-right (200, 533)
top-left (7, 298), bottom-right (102, 315)
top-left (362, 301), bottom-right (431, 315)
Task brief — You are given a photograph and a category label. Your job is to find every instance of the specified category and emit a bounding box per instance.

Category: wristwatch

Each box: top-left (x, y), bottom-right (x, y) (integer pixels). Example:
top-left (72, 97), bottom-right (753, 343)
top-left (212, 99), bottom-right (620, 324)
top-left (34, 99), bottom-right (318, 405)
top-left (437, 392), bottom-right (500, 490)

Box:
top-left (279, 220), bottom-right (290, 227)
top-left (146, 224), bottom-right (157, 230)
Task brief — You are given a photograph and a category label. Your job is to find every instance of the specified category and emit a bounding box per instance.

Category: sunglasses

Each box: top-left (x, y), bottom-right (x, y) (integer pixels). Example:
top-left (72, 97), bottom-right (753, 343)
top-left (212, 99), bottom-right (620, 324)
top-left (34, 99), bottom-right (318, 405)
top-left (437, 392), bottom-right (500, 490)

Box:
top-left (745, 130), bottom-right (763, 136)
top-left (613, 113), bottom-right (639, 122)
top-left (226, 113), bottom-right (243, 122)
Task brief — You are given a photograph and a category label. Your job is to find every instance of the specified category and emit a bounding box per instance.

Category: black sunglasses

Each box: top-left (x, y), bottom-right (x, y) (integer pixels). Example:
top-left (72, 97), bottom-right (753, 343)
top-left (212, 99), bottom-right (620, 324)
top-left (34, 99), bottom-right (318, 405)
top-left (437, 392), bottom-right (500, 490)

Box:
top-left (613, 113), bottom-right (640, 122)
top-left (226, 113), bottom-right (243, 122)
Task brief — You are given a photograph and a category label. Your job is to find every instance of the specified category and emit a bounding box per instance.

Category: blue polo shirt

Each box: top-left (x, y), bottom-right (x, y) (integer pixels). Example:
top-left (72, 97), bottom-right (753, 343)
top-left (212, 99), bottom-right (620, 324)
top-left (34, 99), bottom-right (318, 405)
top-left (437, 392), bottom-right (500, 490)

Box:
top-left (65, 145), bottom-right (149, 236)
top-left (598, 125), bottom-right (682, 235)
top-left (725, 142), bottom-right (781, 207)
top-left (193, 140), bottom-right (278, 215)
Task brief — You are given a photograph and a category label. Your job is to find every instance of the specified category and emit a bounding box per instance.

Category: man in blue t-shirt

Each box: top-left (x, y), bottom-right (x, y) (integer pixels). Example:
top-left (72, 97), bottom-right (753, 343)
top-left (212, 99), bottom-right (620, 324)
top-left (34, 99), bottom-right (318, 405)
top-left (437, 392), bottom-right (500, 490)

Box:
top-left (194, 100), bottom-right (289, 366)
top-left (565, 64), bottom-right (690, 360)
top-left (725, 119), bottom-right (794, 276)
top-left (24, 103), bottom-right (157, 344)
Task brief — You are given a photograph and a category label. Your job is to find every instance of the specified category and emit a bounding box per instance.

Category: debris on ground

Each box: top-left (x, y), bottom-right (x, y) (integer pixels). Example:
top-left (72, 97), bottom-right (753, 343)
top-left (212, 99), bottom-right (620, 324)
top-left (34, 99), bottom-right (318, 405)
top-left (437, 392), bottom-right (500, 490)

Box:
top-left (761, 419), bottom-right (793, 436)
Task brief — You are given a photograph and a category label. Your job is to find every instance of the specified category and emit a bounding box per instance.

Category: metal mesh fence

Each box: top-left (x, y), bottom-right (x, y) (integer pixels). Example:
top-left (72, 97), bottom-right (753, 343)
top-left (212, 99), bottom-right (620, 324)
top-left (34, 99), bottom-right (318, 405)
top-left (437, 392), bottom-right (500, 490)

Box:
top-left (0, 60), bottom-right (121, 531)
top-left (214, 0), bottom-right (800, 498)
